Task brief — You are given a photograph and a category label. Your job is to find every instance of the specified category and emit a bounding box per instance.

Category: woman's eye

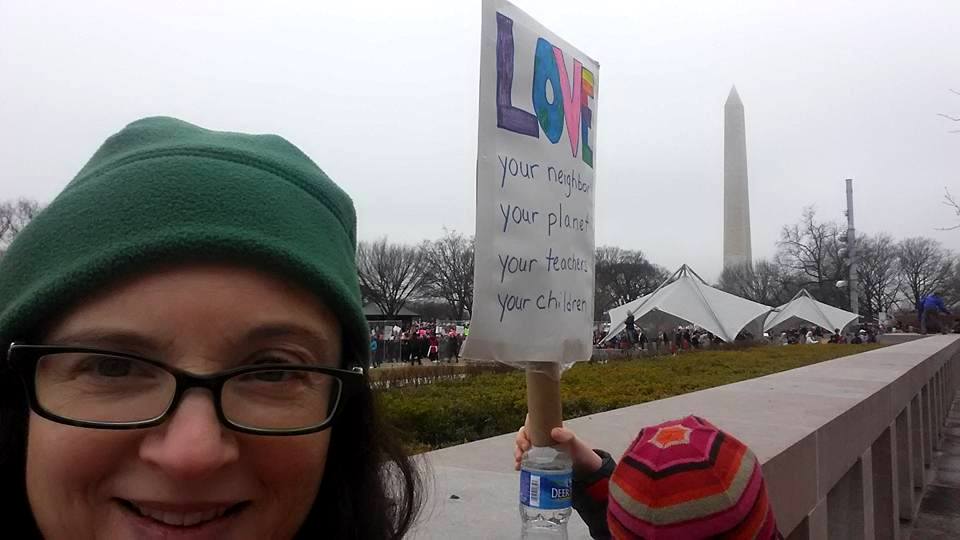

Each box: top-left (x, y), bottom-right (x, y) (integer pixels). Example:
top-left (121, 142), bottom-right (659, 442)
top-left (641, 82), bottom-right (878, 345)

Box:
top-left (252, 370), bottom-right (291, 382)
top-left (92, 357), bottom-right (133, 377)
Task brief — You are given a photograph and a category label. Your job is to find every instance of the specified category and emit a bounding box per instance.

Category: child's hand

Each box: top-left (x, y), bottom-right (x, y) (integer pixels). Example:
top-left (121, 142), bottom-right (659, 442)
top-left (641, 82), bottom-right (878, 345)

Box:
top-left (513, 418), bottom-right (603, 475)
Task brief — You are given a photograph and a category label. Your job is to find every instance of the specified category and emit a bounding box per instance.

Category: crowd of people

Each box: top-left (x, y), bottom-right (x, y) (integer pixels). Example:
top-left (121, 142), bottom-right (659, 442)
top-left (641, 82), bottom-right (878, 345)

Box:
top-left (596, 316), bottom-right (885, 354)
top-left (772, 326), bottom-right (878, 345)
top-left (596, 325), bottom-right (731, 355)
top-left (595, 291), bottom-right (960, 357)
top-left (368, 321), bottom-right (468, 368)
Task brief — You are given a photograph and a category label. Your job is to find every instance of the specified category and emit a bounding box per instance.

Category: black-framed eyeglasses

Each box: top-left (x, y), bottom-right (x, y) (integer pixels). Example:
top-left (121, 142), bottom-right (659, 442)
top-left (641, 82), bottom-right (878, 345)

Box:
top-left (7, 343), bottom-right (365, 436)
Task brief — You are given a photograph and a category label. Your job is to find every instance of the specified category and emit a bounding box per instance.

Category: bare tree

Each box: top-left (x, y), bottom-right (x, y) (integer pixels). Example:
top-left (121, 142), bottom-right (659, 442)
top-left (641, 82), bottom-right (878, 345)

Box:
top-left (941, 188), bottom-right (960, 230)
top-left (775, 207), bottom-right (846, 306)
top-left (897, 237), bottom-right (952, 311)
top-left (938, 88), bottom-right (960, 133)
top-left (422, 230), bottom-right (474, 320)
top-left (594, 246), bottom-right (669, 319)
top-left (356, 238), bottom-right (428, 318)
top-left (939, 88), bottom-right (960, 226)
top-left (856, 233), bottom-right (900, 320)
top-left (718, 259), bottom-right (796, 306)
top-left (0, 198), bottom-right (43, 257)
top-left (939, 257), bottom-right (960, 308)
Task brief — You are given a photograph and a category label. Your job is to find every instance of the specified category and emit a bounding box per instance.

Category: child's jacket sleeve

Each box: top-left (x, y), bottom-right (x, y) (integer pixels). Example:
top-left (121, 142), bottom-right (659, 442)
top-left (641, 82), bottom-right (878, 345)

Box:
top-left (572, 449), bottom-right (616, 540)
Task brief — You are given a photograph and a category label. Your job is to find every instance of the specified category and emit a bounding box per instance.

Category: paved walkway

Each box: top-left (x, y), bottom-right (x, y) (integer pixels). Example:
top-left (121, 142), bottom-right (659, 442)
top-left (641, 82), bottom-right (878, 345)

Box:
top-left (910, 395), bottom-right (960, 538)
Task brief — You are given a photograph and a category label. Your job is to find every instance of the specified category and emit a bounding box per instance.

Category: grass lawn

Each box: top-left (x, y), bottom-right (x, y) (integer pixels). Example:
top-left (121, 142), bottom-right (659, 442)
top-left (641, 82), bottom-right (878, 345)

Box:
top-left (377, 343), bottom-right (884, 453)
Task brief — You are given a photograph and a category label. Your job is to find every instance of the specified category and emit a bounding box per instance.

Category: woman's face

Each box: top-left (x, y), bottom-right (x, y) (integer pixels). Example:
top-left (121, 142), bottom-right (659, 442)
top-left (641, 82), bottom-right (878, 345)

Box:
top-left (26, 264), bottom-right (342, 540)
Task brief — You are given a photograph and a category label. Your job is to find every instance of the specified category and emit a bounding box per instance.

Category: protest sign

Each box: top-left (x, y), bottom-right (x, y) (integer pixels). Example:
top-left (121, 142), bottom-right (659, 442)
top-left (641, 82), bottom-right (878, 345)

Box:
top-left (462, 0), bottom-right (598, 446)
top-left (462, 0), bottom-right (598, 370)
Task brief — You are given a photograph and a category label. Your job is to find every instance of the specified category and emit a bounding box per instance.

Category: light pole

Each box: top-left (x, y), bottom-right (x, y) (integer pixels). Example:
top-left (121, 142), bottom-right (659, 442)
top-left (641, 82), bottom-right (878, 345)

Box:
top-left (844, 178), bottom-right (859, 316)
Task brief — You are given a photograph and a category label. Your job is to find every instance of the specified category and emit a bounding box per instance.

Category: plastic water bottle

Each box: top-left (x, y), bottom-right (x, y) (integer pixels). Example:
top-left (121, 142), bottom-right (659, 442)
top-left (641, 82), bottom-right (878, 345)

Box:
top-left (519, 445), bottom-right (573, 539)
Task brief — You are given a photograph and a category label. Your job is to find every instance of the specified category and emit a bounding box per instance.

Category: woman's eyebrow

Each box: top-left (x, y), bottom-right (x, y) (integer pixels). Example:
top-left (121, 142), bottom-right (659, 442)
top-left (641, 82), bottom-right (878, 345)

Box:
top-left (45, 324), bottom-right (334, 355)
top-left (44, 329), bottom-right (165, 353)
top-left (240, 323), bottom-right (334, 352)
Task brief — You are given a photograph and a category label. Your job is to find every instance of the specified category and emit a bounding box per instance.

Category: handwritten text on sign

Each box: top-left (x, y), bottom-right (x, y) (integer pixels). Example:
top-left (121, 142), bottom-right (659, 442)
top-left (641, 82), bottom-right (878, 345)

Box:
top-left (463, 0), bottom-right (597, 366)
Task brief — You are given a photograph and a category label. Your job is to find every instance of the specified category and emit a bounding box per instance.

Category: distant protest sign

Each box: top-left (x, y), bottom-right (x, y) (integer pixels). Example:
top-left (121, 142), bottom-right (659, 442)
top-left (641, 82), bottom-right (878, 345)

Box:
top-left (462, 0), bottom-right (598, 366)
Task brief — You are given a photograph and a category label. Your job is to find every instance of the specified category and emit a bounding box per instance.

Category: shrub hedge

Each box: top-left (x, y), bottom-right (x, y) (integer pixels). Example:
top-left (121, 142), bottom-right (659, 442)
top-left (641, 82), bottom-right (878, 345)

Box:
top-left (376, 344), bottom-right (883, 452)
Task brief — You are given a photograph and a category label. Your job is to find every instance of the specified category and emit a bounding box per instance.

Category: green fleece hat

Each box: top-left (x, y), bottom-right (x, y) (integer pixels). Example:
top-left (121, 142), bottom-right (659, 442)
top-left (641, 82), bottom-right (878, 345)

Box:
top-left (0, 116), bottom-right (367, 367)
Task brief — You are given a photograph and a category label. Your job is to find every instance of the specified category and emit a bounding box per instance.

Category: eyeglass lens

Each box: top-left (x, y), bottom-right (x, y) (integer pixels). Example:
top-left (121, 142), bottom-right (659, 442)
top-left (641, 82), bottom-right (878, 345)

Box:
top-left (34, 353), bottom-right (341, 430)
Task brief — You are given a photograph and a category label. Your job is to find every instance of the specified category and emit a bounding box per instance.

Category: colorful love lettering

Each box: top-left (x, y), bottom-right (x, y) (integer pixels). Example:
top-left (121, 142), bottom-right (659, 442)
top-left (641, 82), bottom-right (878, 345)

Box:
top-left (553, 48), bottom-right (582, 158)
top-left (532, 38), bottom-right (563, 144)
top-left (495, 13), bottom-right (539, 138)
top-left (495, 12), bottom-right (595, 168)
top-left (580, 67), bottom-right (594, 167)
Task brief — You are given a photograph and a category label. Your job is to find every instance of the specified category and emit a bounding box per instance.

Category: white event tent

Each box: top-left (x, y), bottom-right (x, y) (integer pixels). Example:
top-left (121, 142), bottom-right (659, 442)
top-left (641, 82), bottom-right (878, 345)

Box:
top-left (602, 265), bottom-right (772, 344)
top-left (763, 289), bottom-right (859, 334)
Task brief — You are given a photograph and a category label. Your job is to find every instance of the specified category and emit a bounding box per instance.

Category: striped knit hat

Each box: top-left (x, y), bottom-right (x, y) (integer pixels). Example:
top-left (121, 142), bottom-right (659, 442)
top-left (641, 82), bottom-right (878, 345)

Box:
top-left (607, 416), bottom-right (781, 539)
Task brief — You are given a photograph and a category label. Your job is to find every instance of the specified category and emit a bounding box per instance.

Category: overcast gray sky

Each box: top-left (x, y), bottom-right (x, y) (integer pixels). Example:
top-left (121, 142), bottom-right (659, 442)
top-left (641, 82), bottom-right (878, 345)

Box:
top-left (2, 0), bottom-right (958, 280)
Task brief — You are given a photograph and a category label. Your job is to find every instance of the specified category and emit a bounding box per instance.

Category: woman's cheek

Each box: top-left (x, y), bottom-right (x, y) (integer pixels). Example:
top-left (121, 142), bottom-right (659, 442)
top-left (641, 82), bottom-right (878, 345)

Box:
top-left (26, 415), bottom-right (142, 538)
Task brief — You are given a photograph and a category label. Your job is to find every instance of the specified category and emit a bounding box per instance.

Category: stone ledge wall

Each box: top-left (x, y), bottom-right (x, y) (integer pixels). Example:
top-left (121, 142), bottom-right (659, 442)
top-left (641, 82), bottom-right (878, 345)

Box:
top-left (412, 335), bottom-right (960, 539)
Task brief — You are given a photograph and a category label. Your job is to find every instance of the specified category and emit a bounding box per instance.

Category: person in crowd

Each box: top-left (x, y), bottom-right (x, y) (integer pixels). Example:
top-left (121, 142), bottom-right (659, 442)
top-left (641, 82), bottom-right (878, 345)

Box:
top-left (419, 327), bottom-right (430, 360)
top-left (804, 330), bottom-right (818, 344)
top-left (593, 328), bottom-right (602, 346)
top-left (920, 291), bottom-right (951, 334)
top-left (447, 327), bottom-right (460, 362)
top-left (624, 313), bottom-right (636, 346)
top-left (392, 323), bottom-right (402, 339)
top-left (513, 417), bottom-right (782, 539)
top-left (370, 333), bottom-right (380, 368)
top-left (636, 330), bottom-right (647, 351)
top-left (410, 330), bottom-right (423, 366)
top-left (0, 117), bottom-right (422, 539)
top-left (427, 332), bottom-right (440, 363)
top-left (400, 330), bottom-right (411, 363)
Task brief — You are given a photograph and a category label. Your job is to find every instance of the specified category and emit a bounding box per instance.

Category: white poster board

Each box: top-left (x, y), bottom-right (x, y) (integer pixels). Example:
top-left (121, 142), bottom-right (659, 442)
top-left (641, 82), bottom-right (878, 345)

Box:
top-left (462, 0), bottom-right (598, 366)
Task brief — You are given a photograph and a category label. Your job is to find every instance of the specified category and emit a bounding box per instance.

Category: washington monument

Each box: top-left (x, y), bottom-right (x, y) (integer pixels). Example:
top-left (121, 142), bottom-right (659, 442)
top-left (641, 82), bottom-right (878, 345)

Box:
top-left (723, 86), bottom-right (752, 269)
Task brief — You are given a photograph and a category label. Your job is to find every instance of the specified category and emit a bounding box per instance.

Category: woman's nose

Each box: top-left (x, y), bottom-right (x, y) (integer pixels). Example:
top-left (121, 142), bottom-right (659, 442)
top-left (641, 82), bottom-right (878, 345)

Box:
top-left (138, 389), bottom-right (239, 479)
